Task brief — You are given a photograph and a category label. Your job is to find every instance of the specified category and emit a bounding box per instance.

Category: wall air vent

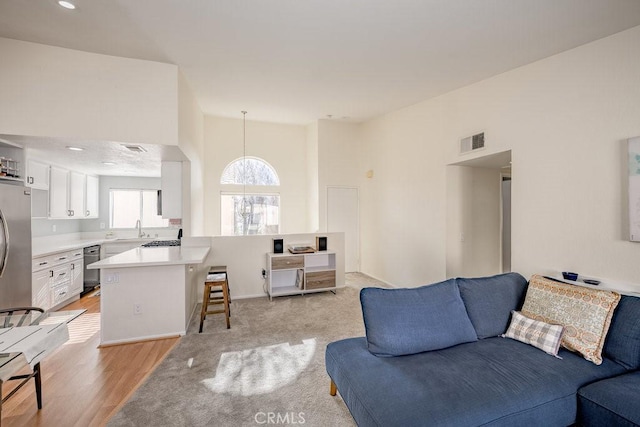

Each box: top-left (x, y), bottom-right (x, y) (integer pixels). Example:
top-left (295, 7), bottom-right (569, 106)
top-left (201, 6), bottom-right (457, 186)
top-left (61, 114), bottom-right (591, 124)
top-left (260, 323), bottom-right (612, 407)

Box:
top-left (122, 144), bottom-right (147, 153)
top-left (460, 132), bottom-right (485, 154)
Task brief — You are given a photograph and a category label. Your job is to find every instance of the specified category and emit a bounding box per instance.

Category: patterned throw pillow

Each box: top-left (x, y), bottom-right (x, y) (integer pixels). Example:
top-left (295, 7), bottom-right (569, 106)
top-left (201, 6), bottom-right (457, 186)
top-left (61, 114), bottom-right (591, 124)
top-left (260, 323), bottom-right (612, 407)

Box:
top-left (503, 311), bottom-right (564, 356)
top-left (521, 275), bottom-right (621, 365)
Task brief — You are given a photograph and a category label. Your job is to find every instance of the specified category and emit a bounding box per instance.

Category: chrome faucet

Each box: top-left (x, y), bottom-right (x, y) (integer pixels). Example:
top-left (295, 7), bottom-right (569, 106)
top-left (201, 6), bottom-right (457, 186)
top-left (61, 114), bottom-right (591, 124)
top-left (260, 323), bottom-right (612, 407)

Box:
top-left (136, 219), bottom-right (144, 238)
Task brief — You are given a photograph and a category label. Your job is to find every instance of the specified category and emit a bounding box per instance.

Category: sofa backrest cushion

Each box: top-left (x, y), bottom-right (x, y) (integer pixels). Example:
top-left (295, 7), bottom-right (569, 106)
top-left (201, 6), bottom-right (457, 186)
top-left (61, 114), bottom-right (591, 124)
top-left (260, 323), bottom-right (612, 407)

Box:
top-left (521, 275), bottom-right (620, 365)
top-left (603, 295), bottom-right (640, 370)
top-left (360, 279), bottom-right (478, 357)
top-left (456, 273), bottom-right (528, 339)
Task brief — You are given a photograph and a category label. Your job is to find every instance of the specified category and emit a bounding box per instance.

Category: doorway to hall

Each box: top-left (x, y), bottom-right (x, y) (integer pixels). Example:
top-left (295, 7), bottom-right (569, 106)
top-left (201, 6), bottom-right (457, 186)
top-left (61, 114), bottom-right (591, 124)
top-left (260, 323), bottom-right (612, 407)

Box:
top-left (445, 150), bottom-right (511, 278)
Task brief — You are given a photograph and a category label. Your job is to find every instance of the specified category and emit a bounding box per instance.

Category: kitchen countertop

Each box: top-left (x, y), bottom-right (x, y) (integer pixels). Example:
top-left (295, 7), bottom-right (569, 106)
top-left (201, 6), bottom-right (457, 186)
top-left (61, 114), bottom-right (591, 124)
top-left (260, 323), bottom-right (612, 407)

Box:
top-left (32, 237), bottom-right (114, 258)
top-left (87, 246), bottom-right (210, 269)
top-left (32, 235), bottom-right (170, 258)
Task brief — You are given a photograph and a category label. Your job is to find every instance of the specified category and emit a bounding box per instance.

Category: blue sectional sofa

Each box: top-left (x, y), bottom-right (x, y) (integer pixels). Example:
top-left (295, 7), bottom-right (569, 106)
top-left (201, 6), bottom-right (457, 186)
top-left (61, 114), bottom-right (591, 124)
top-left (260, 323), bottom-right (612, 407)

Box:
top-left (325, 273), bottom-right (640, 426)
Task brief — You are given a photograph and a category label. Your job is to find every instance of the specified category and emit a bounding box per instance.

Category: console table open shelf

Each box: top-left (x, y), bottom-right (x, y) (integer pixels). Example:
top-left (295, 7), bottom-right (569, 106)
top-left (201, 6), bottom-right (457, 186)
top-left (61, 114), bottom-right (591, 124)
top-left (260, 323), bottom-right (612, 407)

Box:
top-left (266, 251), bottom-right (337, 300)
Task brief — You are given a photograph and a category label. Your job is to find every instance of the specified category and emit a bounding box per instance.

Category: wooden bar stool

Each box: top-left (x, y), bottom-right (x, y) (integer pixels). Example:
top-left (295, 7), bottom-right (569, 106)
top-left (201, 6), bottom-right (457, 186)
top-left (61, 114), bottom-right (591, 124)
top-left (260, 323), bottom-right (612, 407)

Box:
top-left (208, 266), bottom-right (231, 316)
top-left (199, 266), bottom-right (230, 332)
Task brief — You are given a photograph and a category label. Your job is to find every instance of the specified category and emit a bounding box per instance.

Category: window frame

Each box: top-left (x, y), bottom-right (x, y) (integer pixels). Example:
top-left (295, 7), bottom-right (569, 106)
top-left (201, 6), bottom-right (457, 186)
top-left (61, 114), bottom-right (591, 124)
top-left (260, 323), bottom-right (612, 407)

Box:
top-left (220, 156), bottom-right (280, 186)
top-left (219, 191), bottom-right (281, 236)
top-left (108, 188), bottom-right (169, 229)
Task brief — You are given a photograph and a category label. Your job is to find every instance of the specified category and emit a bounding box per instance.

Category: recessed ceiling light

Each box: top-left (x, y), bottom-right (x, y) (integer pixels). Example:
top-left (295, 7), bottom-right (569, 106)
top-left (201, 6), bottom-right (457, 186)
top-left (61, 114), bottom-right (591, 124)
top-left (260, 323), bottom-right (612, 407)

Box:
top-left (102, 162), bottom-right (116, 166)
top-left (66, 146), bottom-right (84, 151)
top-left (58, 1), bottom-right (76, 10)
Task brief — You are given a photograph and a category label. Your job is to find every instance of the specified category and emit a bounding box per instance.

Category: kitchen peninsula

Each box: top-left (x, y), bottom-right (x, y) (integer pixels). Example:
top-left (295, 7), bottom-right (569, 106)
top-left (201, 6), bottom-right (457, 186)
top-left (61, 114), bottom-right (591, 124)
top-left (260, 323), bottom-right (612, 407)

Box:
top-left (87, 245), bottom-right (210, 346)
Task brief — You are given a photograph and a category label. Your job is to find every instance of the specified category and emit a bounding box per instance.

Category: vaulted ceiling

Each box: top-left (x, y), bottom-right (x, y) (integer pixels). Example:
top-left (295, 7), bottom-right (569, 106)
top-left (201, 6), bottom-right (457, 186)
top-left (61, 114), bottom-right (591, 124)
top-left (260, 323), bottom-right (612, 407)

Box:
top-left (2, 0), bottom-right (640, 125)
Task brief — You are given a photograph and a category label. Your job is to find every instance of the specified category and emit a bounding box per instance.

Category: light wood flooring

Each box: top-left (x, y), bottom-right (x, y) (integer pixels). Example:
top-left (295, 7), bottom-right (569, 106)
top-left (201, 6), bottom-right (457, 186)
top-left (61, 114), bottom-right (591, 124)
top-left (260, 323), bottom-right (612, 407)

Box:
top-left (1, 292), bottom-right (178, 427)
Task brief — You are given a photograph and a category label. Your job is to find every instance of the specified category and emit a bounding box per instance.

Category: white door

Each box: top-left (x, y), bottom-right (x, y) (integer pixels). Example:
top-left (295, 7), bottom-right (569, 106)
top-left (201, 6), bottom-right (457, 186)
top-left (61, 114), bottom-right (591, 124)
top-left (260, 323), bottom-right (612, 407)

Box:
top-left (327, 187), bottom-right (359, 272)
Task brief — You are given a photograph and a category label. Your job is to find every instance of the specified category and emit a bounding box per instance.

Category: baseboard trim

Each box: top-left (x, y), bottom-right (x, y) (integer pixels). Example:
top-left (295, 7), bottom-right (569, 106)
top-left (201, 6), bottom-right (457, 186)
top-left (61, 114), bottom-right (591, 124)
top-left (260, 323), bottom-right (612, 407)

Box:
top-left (359, 271), bottom-right (396, 288)
top-left (99, 334), bottom-right (182, 347)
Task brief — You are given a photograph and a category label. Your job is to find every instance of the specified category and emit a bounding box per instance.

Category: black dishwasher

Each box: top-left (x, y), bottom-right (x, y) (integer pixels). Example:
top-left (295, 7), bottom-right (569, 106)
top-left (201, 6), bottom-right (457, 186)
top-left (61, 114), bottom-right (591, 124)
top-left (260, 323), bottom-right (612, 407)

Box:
top-left (82, 245), bottom-right (101, 295)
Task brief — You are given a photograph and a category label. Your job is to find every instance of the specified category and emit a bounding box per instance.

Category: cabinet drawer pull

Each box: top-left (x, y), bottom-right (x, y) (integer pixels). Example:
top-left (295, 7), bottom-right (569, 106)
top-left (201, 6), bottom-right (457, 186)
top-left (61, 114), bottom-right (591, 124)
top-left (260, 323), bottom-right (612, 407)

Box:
top-left (39, 261), bottom-right (48, 266)
top-left (58, 272), bottom-right (66, 277)
top-left (57, 256), bottom-right (67, 261)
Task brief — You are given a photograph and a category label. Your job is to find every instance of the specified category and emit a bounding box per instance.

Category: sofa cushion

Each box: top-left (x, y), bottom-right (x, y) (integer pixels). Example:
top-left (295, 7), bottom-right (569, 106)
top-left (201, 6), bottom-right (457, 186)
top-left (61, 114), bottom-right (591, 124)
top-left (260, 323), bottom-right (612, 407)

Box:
top-left (457, 272), bottom-right (528, 339)
top-left (521, 275), bottom-right (620, 365)
top-left (578, 371), bottom-right (640, 426)
top-left (326, 336), bottom-right (626, 427)
top-left (603, 295), bottom-right (640, 370)
top-left (503, 311), bottom-right (564, 356)
top-left (359, 279), bottom-right (477, 357)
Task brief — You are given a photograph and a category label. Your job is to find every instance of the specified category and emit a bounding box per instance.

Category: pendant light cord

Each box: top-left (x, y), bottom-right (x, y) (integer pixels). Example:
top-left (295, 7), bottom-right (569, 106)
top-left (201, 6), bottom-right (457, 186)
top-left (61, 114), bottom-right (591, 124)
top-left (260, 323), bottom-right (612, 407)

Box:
top-left (242, 110), bottom-right (247, 201)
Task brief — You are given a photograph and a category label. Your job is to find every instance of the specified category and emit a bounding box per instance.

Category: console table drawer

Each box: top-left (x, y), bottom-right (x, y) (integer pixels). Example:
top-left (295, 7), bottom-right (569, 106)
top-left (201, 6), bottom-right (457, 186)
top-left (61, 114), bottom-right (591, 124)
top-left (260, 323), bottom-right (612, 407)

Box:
top-left (305, 271), bottom-right (336, 290)
top-left (272, 256), bottom-right (304, 270)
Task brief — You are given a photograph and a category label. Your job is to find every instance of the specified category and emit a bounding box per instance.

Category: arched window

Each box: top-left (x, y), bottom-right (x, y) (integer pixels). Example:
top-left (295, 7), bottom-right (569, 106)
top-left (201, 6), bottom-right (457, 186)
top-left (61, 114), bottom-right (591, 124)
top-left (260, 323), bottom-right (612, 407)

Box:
top-left (220, 157), bottom-right (280, 236)
top-left (220, 157), bottom-right (280, 185)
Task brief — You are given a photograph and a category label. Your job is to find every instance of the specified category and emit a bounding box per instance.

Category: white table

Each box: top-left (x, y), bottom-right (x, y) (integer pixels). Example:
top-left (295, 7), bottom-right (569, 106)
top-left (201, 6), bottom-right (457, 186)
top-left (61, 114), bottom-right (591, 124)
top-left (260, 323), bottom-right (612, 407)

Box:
top-left (0, 310), bottom-right (82, 425)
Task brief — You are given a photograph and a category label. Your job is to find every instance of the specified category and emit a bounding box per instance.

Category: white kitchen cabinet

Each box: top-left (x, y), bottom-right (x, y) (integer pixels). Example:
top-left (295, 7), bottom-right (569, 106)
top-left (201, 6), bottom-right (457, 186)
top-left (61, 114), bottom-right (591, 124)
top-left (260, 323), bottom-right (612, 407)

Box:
top-left (69, 256), bottom-right (84, 296)
top-left (161, 161), bottom-right (182, 219)
top-left (85, 175), bottom-right (99, 218)
top-left (49, 166), bottom-right (87, 219)
top-left (49, 166), bottom-right (70, 218)
top-left (32, 248), bottom-right (85, 310)
top-left (25, 160), bottom-right (50, 190)
top-left (69, 171), bottom-right (86, 217)
top-left (32, 268), bottom-right (52, 311)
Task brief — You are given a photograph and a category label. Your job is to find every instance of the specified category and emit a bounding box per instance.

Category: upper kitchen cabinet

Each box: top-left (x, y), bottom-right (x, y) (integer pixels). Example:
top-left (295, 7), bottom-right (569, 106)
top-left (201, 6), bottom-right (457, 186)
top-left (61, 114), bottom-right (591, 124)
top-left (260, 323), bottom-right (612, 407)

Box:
top-left (49, 166), bottom-right (70, 218)
top-left (25, 159), bottom-right (50, 190)
top-left (85, 175), bottom-right (99, 218)
top-left (49, 167), bottom-right (86, 219)
top-left (161, 161), bottom-right (182, 219)
top-left (69, 171), bottom-right (85, 217)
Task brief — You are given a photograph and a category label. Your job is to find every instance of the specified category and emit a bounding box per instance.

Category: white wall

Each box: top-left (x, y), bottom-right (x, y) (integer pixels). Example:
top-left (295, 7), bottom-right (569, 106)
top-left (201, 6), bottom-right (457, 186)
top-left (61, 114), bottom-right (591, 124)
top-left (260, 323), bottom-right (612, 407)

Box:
top-left (203, 116), bottom-right (310, 235)
top-left (359, 25), bottom-right (640, 288)
top-left (0, 38), bottom-right (178, 146)
top-left (306, 121), bottom-right (319, 232)
top-left (359, 102), bottom-right (448, 287)
top-left (317, 120), bottom-right (362, 231)
top-left (177, 71), bottom-right (205, 236)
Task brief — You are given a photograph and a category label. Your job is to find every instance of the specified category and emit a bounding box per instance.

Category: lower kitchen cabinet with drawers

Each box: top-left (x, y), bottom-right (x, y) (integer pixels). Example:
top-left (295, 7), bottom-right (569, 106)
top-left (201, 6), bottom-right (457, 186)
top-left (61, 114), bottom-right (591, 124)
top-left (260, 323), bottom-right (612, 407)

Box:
top-left (266, 251), bottom-right (337, 300)
top-left (32, 249), bottom-right (84, 311)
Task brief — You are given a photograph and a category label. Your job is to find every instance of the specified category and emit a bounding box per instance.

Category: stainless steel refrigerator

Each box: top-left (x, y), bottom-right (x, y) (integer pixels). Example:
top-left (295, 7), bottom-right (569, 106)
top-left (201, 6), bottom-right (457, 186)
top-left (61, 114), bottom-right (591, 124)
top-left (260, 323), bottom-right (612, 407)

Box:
top-left (0, 183), bottom-right (32, 310)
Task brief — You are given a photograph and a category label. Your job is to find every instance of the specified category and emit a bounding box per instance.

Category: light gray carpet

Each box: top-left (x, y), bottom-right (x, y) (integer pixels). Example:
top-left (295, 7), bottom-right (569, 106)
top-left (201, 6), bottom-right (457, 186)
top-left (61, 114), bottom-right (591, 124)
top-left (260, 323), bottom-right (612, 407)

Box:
top-left (108, 273), bottom-right (386, 427)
